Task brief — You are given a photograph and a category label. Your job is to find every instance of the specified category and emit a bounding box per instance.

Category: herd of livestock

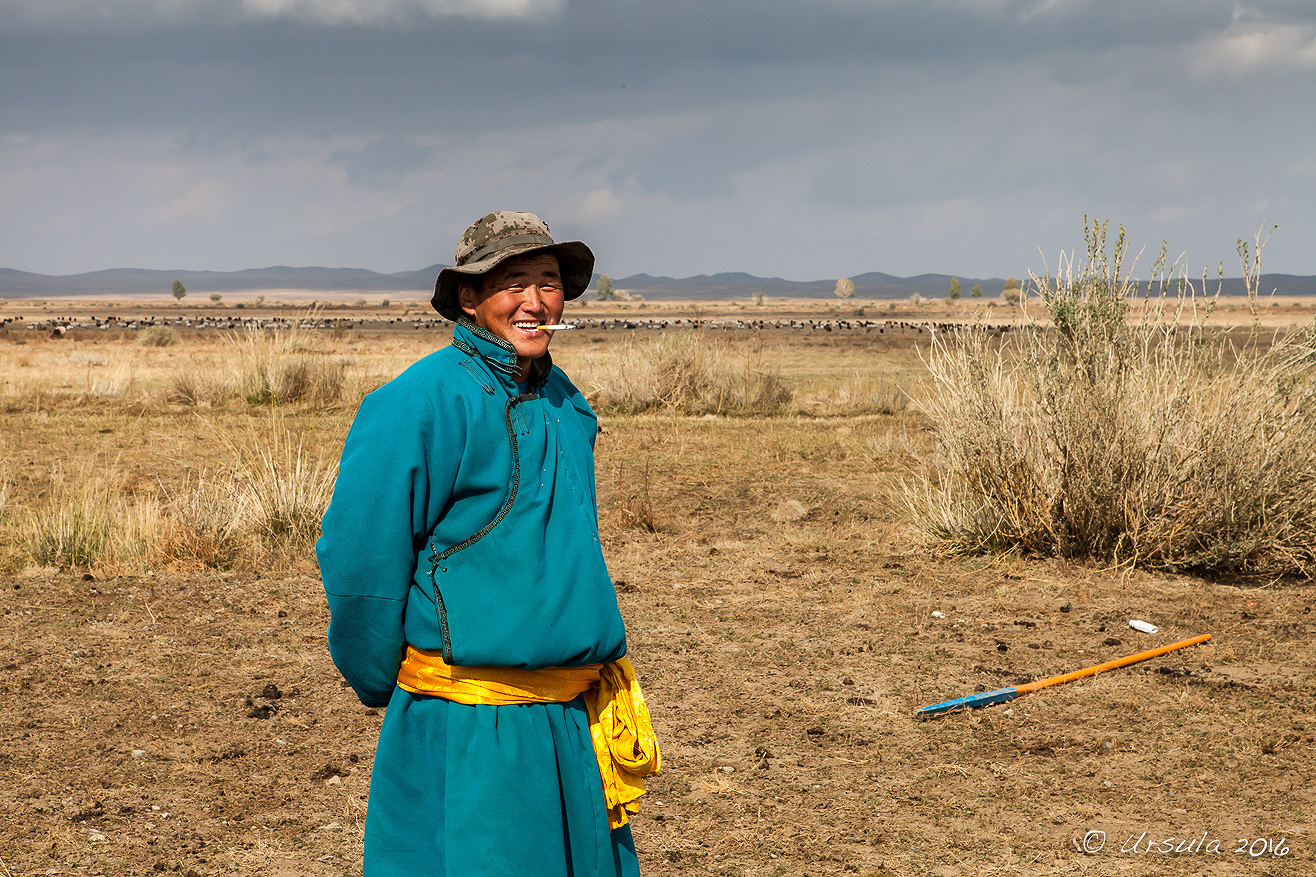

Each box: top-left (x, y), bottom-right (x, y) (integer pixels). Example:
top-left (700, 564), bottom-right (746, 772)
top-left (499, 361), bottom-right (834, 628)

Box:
top-left (3, 312), bottom-right (1013, 338)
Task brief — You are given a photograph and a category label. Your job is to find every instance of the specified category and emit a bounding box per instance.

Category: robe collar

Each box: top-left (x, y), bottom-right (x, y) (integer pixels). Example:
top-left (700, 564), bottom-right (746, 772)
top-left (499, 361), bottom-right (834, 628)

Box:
top-left (451, 318), bottom-right (550, 391)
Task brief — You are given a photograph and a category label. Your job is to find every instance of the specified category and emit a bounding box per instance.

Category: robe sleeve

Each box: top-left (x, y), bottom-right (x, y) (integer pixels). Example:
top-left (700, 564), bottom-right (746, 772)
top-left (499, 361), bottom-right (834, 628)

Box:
top-left (316, 384), bottom-right (462, 707)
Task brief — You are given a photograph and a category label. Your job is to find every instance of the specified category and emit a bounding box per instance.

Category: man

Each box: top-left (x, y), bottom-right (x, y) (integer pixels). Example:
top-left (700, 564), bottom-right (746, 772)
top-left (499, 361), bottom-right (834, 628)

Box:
top-left (317, 211), bottom-right (659, 877)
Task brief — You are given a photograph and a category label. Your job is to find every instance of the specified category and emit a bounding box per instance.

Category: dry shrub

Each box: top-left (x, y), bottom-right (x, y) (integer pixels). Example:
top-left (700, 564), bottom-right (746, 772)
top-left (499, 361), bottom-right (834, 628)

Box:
top-left (232, 321), bottom-right (346, 406)
top-left (164, 361), bottom-right (227, 407)
top-left (154, 474), bottom-right (248, 569)
top-left (136, 325), bottom-right (178, 347)
top-left (576, 330), bottom-right (792, 415)
top-left (908, 221), bottom-right (1316, 578)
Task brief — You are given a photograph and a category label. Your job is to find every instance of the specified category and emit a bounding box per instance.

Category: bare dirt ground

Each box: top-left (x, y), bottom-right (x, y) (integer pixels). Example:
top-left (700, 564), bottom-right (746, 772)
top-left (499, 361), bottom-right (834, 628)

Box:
top-left (1, 299), bottom-right (1313, 876)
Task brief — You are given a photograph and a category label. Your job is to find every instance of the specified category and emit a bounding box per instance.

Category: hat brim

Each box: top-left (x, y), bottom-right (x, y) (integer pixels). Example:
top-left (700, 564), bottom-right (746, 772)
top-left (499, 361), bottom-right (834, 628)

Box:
top-left (431, 240), bottom-right (594, 321)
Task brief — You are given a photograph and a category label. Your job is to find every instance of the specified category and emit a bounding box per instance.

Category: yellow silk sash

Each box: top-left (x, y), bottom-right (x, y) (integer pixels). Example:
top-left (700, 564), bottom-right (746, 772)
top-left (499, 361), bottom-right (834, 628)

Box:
top-left (396, 645), bottom-right (661, 830)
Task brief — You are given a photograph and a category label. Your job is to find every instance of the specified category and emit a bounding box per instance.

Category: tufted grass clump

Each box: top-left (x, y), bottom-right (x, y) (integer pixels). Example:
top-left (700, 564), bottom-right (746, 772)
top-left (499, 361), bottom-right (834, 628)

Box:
top-left (158, 317), bottom-right (349, 408)
top-left (232, 322), bottom-right (347, 406)
top-left (229, 424), bottom-right (339, 549)
top-left (137, 325), bottom-right (178, 347)
top-left (19, 421), bottom-right (336, 572)
top-left (24, 479), bottom-right (118, 568)
top-left (152, 475), bottom-right (248, 569)
top-left (908, 220), bottom-right (1316, 578)
top-left (576, 330), bottom-right (793, 415)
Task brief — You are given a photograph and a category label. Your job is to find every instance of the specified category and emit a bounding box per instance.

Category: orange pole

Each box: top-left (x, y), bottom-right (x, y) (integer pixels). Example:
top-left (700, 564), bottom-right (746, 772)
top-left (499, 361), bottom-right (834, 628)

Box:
top-left (1013, 633), bottom-right (1212, 697)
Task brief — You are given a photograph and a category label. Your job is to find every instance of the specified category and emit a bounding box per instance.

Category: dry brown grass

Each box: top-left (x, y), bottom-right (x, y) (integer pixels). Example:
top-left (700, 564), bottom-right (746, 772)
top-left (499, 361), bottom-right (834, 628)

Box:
top-left (220, 414), bottom-right (340, 551)
top-left (572, 330), bottom-right (793, 415)
top-left (12, 416), bottom-right (338, 575)
top-left (229, 322), bottom-right (348, 406)
top-left (160, 320), bottom-right (353, 408)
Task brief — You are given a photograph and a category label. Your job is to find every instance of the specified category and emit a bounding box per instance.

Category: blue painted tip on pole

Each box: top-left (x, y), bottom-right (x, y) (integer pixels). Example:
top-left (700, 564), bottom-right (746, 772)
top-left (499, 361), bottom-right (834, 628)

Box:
top-left (915, 686), bottom-right (1019, 718)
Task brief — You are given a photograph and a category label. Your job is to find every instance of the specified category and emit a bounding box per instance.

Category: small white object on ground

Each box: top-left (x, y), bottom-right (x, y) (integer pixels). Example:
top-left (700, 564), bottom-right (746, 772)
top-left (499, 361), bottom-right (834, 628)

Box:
top-left (1129, 619), bottom-right (1158, 634)
top-left (931, 611), bottom-right (945, 619)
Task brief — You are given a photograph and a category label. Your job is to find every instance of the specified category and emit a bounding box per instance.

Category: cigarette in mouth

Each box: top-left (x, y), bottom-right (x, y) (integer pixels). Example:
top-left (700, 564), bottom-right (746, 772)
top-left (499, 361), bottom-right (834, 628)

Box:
top-left (536, 324), bottom-right (576, 330)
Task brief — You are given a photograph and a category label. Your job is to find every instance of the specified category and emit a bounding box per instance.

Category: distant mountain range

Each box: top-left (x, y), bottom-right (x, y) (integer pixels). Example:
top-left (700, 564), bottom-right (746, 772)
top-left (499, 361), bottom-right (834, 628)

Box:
top-left (2, 265), bottom-right (1314, 300)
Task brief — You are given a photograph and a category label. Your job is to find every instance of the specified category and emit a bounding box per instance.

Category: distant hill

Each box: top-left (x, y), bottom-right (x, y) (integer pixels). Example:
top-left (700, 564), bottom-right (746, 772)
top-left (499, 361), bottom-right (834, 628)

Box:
top-left (2, 265), bottom-right (1314, 300)
top-left (0, 265), bottom-right (444, 298)
top-left (609, 271), bottom-right (1316, 300)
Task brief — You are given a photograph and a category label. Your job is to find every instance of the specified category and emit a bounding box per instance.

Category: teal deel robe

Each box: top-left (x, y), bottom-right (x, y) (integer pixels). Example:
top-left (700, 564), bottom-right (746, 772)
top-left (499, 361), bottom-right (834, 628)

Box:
top-left (317, 321), bottom-right (640, 877)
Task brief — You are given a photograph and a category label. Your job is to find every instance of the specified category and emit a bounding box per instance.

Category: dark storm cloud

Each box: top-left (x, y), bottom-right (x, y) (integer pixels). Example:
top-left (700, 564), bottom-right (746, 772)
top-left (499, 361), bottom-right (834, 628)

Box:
top-left (2, 0), bottom-right (1314, 276)
top-left (0, 1), bottom-right (1268, 138)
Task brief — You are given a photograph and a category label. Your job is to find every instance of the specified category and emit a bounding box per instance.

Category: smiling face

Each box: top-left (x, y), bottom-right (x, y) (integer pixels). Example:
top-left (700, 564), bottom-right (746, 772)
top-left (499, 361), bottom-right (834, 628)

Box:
top-left (458, 252), bottom-right (565, 382)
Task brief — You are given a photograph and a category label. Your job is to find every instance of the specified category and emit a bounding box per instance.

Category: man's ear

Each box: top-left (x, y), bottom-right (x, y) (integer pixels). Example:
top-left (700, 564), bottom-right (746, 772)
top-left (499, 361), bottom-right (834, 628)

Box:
top-left (457, 281), bottom-right (480, 317)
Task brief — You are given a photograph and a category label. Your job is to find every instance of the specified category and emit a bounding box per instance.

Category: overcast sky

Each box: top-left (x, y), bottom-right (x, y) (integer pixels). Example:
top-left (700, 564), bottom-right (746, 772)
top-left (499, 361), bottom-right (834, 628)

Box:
top-left (2, 0), bottom-right (1314, 281)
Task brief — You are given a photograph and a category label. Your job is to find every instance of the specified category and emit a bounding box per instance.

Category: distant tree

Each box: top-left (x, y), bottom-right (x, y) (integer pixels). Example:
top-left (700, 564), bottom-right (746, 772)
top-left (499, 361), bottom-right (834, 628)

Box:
top-left (1002, 277), bottom-right (1021, 305)
top-left (595, 274), bottom-right (618, 301)
top-left (948, 277), bottom-right (961, 301)
top-left (753, 291), bottom-right (765, 307)
top-left (209, 292), bottom-right (223, 304)
top-left (834, 277), bottom-right (855, 299)
top-left (171, 279), bottom-right (186, 301)
top-left (256, 295), bottom-right (266, 305)
top-left (970, 284), bottom-right (984, 298)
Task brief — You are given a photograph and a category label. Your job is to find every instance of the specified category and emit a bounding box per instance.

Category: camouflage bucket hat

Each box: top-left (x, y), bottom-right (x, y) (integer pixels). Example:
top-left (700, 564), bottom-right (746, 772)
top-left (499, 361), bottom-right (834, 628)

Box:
top-left (432, 211), bottom-right (595, 321)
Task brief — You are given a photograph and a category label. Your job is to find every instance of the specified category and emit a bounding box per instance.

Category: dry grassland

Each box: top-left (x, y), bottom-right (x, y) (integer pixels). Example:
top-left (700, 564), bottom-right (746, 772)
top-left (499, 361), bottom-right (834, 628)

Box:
top-left (0, 298), bottom-right (1313, 876)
